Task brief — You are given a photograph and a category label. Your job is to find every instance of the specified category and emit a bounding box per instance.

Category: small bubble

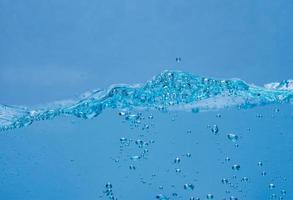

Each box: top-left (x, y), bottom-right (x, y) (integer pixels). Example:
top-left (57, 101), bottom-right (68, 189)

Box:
top-left (241, 177), bottom-right (249, 182)
top-left (206, 194), bottom-right (214, 199)
top-left (183, 183), bottom-right (194, 190)
top-left (118, 111), bottom-right (126, 116)
top-left (261, 171), bottom-right (267, 176)
top-left (105, 182), bottom-right (112, 189)
top-left (257, 161), bottom-right (263, 166)
top-left (225, 157), bottom-right (231, 162)
top-left (232, 164), bottom-right (240, 171)
top-left (269, 183), bottom-right (276, 189)
top-left (125, 114), bottom-right (139, 121)
top-left (175, 57), bottom-right (182, 63)
top-left (281, 190), bottom-right (286, 195)
top-left (148, 115), bottom-right (154, 119)
top-left (186, 153), bottom-right (192, 158)
top-left (175, 168), bottom-right (181, 173)
top-left (172, 193), bottom-right (178, 196)
top-left (174, 157), bottom-right (181, 164)
top-left (230, 196), bottom-right (238, 200)
top-left (129, 165), bottom-right (136, 170)
top-left (135, 139), bottom-right (144, 146)
top-left (227, 133), bottom-right (239, 142)
top-left (156, 194), bottom-right (168, 200)
top-left (130, 155), bottom-right (140, 161)
top-left (221, 178), bottom-right (229, 184)
top-left (120, 137), bottom-right (128, 144)
top-left (211, 125), bottom-right (219, 134)
top-left (143, 149), bottom-right (149, 154)
top-left (143, 124), bottom-right (150, 130)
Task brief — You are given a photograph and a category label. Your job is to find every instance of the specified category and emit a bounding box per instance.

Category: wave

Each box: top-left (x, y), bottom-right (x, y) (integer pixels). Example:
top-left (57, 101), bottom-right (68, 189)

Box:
top-left (0, 70), bottom-right (292, 131)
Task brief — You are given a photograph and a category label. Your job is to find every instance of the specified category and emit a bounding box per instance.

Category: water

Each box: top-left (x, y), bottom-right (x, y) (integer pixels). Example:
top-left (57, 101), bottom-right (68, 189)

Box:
top-left (0, 71), bottom-right (292, 199)
top-left (1, 1), bottom-right (293, 199)
top-left (0, 71), bottom-right (292, 131)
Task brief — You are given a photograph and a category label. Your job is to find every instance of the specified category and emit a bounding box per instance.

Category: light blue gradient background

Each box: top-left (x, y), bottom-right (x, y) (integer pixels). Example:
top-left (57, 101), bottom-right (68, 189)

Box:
top-left (0, 1), bottom-right (292, 200)
top-left (1, 0), bottom-right (293, 105)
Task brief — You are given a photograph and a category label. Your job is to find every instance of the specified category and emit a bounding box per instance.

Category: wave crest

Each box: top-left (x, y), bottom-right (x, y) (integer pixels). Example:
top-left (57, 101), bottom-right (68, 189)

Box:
top-left (0, 70), bottom-right (292, 131)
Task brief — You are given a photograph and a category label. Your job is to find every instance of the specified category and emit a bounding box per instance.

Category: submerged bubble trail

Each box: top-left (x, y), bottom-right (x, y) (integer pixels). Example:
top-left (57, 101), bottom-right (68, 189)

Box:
top-left (0, 70), bottom-right (292, 131)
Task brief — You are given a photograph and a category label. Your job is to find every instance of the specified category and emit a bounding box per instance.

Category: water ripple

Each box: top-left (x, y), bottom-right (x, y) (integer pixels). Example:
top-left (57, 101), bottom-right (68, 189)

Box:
top-left (0, 70), bottom-right (292, 131)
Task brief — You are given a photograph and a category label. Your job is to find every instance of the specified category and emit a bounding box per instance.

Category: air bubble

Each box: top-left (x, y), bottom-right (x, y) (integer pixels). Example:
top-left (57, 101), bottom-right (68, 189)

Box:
top-left (129, 165), bottom-right (136, 170)
top-left (221, 178), bottom-right (229, 184)
top-left (186, 153), bottom-right (192, 158)
top-left (175, 168), bottom-right (181, 173)
top-left (118, 111), bottom-right (126, 116)
top-left (211, 125), bottom-right (219, 134)
top-left (216, 113), bottom-right (221, 118)
top-left (156, 194), bottom-right (169, 200)
top-left (174, 157), bottom-right (181, 164)
top-left (148, 115), bottom-right (154, 119)
top-left (183, 183), bottom-right (194, 190)
top-left (269, 183), bottom-right (276, 189)
top-left (175, 57), bottom-right (182, 63)
top-left (241, 177), bottom-right (248, 182)
top-left (120, 137), bottom-right (128, 144)
top-left (232, 164), bottom-right (240, 171)
top-left (130, 155), bottom-right (140, 161)
top-left (172, 193), bottom-right (178, 196)
top-left (281, 189), bottom-right (286, 195)
top-left (227, 133), bottom-right (239, 142)
top-left (105, 182), bottom-right (112, 189)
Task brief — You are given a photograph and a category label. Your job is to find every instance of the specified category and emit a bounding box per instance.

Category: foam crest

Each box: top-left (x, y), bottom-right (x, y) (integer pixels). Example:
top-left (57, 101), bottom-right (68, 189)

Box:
top-left (0, 70), bottom-right (292, 131)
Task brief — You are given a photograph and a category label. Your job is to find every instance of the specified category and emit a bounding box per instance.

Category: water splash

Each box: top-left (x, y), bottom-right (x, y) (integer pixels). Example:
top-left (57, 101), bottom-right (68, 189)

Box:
top-left (0, 70), bottom-right (292, 131)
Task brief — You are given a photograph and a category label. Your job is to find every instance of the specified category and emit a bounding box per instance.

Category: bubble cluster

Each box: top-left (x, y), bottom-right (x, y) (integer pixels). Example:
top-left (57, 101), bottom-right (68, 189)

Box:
top-left (103, 182), bottom-right (118, 200)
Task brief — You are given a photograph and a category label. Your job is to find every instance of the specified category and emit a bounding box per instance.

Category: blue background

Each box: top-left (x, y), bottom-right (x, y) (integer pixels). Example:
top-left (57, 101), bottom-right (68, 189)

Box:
top-left (1, 0), bottom-right (293, 105)
top-left (0, 1), bottom-right (292, 200)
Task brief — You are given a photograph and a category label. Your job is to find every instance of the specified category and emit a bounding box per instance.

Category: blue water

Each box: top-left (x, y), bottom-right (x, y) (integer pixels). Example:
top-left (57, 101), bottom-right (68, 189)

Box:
top-left (0, 70), bottom-right (292, 131)
top-left (1, 1), bottom-right (293, 200)
top-left (0, 71), bottom-right (292, 200)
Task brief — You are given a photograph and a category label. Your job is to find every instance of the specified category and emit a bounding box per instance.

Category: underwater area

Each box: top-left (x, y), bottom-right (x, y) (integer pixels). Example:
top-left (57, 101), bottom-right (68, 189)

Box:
top-left (1, 0), bottom-right (293, 200)
top-left (0, 71), bottom-right (292, 200)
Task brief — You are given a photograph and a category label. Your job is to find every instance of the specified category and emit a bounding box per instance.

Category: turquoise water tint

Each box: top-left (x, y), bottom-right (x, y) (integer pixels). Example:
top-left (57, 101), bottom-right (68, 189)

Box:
top-left (1, 0), bottom-right (293, 200)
